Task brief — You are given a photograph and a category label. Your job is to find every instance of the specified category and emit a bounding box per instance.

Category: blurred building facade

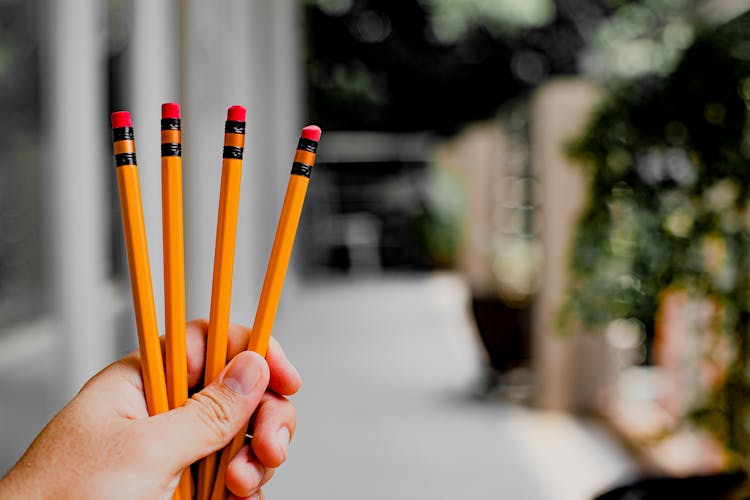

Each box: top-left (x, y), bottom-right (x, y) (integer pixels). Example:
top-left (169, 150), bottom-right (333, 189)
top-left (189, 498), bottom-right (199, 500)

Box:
top-left (0, 0), bottom-right (304, 404)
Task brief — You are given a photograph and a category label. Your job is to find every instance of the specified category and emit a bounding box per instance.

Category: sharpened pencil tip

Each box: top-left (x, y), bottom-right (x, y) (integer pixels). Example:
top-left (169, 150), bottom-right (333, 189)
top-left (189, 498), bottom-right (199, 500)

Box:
top-left (111, 111), bottom-right (132, 129)
top-left (162, 103), bottom-right (180, 119)
top-left (301, 125), bottom-right (321, 142)
top-left (227, 105), bottom-right (246, 122)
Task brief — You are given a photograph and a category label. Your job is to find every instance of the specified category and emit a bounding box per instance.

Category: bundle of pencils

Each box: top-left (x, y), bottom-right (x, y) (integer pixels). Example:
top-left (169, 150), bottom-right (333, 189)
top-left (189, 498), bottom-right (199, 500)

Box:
top-left (110, 105), bottom-right (321, 500)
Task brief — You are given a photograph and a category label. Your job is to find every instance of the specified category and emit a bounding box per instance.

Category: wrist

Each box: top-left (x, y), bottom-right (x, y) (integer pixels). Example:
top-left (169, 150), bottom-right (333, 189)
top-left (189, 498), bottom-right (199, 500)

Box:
top-left (0, 465), bottom-right (47, 499)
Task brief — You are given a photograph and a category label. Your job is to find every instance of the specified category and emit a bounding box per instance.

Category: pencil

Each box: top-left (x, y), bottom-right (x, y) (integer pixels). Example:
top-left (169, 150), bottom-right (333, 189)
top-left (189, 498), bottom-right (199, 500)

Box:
top-left (210, 125), bottom-right (322, 500)
top-left (195, 105), bottom-right (247, 500)
top-left (160, 103), bottom-right (191, 500)
top-left (111, 111), bottom-right (170, 416)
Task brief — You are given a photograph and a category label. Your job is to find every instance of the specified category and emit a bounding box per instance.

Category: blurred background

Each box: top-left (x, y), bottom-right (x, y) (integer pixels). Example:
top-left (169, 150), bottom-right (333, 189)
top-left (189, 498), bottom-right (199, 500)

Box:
top-left (3, 0), bottom-right (750, 498)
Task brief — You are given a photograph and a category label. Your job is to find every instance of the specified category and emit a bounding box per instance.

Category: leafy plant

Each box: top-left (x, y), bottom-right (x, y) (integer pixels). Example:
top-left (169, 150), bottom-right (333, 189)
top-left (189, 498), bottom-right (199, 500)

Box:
top-left (562, 10), bottom-right (750, 455)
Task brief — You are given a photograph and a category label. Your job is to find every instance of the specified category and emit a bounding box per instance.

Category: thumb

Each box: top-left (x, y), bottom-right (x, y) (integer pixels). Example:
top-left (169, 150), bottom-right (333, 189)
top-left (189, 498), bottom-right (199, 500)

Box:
top-left (144, 351), bottom-right (270, 467)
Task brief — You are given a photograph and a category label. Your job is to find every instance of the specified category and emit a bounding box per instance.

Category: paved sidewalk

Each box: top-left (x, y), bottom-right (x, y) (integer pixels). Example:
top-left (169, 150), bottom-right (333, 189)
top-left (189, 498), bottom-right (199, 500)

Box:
top-left (0, 273), bottom-right (636, 498)
top-left (265, 274), bottom-right (636, 500)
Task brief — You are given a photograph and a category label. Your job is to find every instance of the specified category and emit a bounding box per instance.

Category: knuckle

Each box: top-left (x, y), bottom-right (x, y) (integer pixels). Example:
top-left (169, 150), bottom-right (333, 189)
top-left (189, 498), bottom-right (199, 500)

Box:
top-left (189, 388), bottom-right (237, 442)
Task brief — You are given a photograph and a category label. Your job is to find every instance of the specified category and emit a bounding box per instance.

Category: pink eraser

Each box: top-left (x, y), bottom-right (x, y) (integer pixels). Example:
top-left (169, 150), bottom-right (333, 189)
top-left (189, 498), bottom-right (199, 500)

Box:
top-left (111, 111), bottom-right (132, 129)
top-left (162, 103), bottom-right (180, 119)
top-left (301, 125), bottom-right (321, 142)
top-left (227, 105), bottom-right (246, 122)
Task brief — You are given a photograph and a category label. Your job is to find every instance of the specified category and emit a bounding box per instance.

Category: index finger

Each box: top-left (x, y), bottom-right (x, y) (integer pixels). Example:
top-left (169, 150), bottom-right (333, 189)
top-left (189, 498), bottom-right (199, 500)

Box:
top-left (263, 337), bottom-right (302, 396)
top-left (230, 330), bottom-right (301, 396)
top-left (185, 319), bottom-right (301, 396)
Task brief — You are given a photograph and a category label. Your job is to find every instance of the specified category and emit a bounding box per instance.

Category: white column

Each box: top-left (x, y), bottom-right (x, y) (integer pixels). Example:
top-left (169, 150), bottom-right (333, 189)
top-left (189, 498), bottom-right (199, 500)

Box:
top-left (182, 1), bottom-right (302, 324)
top-left (129, 0), bottom-right (180, 336)
top-left (43, 0), bottom-right (109, 399)
top-left (183, 0), bottom-right (255, 321)
top-left (530, 79), bottom-right (615, 411)
top-left (269, 0), bottom-right (304, 295)
top-left (239, 0), bottom-right (274, 318)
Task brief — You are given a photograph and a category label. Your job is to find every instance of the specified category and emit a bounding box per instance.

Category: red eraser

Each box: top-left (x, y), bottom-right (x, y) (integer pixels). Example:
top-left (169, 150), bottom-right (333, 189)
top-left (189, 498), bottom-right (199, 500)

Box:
top-left (162, 103), bottom-right (180, 119)
top-left (227, 105), bottom-right (246, 122)
top-left (301, 125), bottom-right (321, 142)
top-left (111, 111), bottom-right (132, 129)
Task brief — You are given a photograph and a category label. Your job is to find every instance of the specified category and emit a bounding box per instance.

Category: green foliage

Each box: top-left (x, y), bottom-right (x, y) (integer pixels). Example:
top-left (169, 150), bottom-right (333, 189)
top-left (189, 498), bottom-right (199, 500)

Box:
top-left (580, 0), bottom-right (700, 81)
top-left (563, 11), bottom-right (750, 454)
top-left (419, 0), bottom-right (556, 42)
top-left (565, 12), bottom-right (750, 325)
top-left (420, 165), bottom-right (466, 267)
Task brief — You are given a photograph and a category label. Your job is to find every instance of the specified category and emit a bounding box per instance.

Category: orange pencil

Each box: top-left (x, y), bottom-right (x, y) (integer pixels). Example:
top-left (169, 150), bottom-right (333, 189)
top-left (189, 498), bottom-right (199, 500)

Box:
top-left (195, 105), bottom-right (247, 500)
top-left (210, 125), bottom-right (321, 500)
top-left (111, 111), bottom-right (169, 416)
top-left (161, 102), bottom-right (187, 409)
top-left (160, 103), bottom-right (191, 500)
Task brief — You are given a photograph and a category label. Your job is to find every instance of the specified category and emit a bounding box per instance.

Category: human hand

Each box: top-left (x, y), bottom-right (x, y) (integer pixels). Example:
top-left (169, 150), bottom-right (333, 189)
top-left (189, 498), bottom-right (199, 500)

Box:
top-left (0, 319), bottom-right (301, 500)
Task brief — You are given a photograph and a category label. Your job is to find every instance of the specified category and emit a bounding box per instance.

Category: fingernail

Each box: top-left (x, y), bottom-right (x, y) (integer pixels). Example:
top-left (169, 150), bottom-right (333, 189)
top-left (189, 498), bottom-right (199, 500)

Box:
top-left (276, 427), bottom-right (291, 459)
top-left (222, 352), bottom-right (264, 395)
top-left (248, 494), bottom-right (260, 500)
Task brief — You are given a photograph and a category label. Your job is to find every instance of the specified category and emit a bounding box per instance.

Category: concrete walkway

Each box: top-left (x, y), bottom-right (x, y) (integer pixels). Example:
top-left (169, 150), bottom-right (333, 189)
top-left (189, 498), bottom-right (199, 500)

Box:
top-left (0, 273), bottom-right (636, 498)
top-left (266, 274), bottom-right (637, 500)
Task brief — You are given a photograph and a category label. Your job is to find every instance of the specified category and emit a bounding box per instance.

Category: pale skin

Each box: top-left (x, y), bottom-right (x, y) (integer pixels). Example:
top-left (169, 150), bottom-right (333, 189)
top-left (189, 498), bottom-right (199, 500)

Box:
top-left (0, 319), bottom-right (301, 500)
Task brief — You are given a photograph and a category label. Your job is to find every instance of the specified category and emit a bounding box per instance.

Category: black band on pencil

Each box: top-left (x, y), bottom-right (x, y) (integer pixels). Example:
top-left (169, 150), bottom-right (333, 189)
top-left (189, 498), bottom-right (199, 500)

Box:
top-left (297, 138), bottom-right (318, 154)
top-left (113, 127), bottom-right (134, 141)
top-left (161, 118), bottom-right (181, 131)
top-left (223, 146), bottom-right (244, 159)
top-left (161, 143), bottom-right (182, 157)
top-left (115, 152), bottom-right (137, 166)
top-left (291, 162), bottom-right (312, 178)
top-left (225, 121), bottom-right (246, 135)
